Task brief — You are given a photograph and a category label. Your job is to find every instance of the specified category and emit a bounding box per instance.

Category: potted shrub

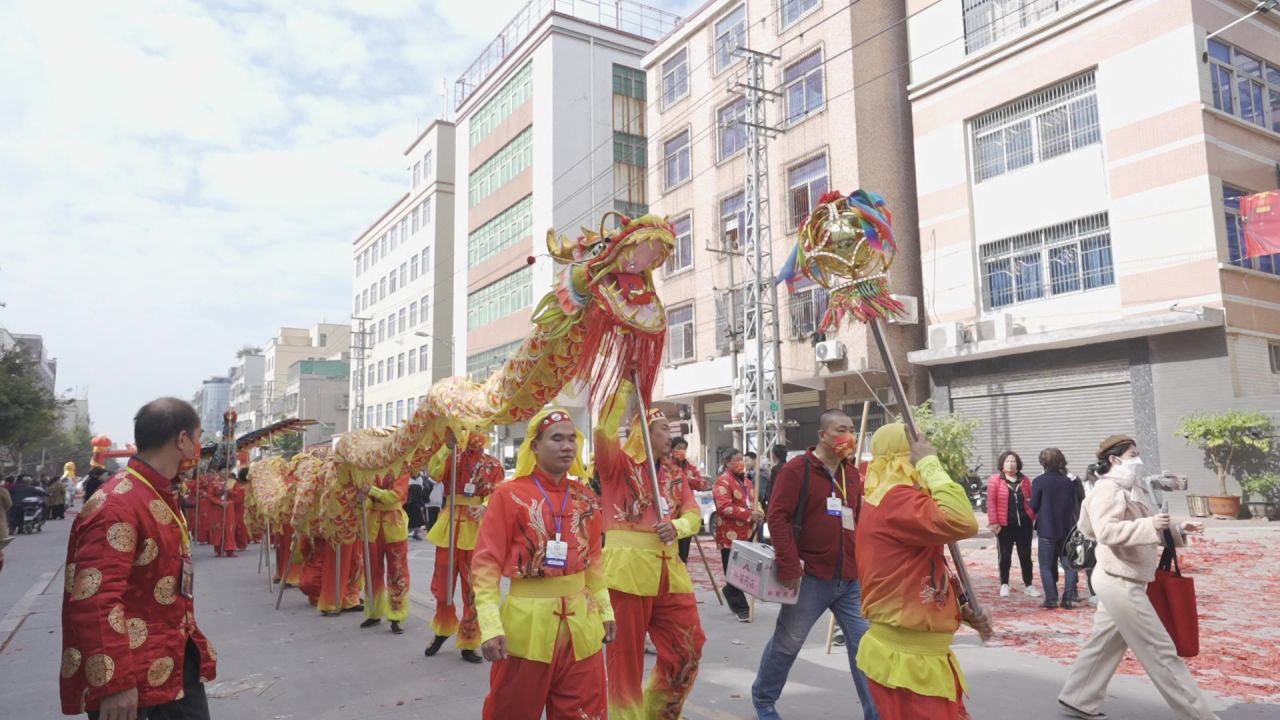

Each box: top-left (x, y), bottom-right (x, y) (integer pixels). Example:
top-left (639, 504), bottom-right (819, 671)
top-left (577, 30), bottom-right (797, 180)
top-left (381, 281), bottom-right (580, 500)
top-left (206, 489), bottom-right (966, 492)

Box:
top-left (1177, 411), bottom-right (1274, 519)
top-left (1240, 473), bottom-right (1280, 521)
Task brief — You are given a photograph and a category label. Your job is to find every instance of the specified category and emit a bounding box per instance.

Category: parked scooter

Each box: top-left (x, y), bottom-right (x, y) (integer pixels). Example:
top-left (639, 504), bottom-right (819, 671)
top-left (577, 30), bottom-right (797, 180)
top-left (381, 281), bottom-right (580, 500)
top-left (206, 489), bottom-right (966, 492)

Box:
top-left (965, 464), bottom-right (987, 513)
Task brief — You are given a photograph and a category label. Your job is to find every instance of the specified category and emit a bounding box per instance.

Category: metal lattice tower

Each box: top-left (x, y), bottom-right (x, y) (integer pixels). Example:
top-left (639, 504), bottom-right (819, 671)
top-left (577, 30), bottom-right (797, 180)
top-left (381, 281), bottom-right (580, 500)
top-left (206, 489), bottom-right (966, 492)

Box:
top-left (734, 47), bottom-right (786, 455)
top-left (350, 316), bottom-right (370, 430)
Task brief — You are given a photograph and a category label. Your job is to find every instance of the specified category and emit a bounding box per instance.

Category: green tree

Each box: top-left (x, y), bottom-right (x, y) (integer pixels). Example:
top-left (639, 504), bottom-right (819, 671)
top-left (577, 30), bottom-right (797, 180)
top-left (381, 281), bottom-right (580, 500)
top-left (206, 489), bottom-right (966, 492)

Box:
top-left (0, 347), bottom-right (63, 465)
top-left (270, 432), bottom-right (304, 460)
top-left (1178, 410), bottom-right (1274, 496)
top-left (913, 400), bottom-right (979, 483)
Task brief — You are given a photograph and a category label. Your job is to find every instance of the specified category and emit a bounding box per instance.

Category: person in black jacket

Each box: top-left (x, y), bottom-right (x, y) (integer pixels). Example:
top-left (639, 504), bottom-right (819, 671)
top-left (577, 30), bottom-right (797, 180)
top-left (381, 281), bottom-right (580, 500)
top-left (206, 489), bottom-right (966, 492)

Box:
top-left (1031, 448), bottom-right (1081, 609)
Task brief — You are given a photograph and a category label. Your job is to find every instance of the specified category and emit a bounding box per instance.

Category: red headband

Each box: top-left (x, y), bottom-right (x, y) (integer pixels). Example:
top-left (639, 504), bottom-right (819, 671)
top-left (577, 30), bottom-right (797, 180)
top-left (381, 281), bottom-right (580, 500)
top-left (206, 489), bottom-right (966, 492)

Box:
top-left (536, 410), bottom-right (573, 437)
top-left (646, 408), bottom-right (665, 424)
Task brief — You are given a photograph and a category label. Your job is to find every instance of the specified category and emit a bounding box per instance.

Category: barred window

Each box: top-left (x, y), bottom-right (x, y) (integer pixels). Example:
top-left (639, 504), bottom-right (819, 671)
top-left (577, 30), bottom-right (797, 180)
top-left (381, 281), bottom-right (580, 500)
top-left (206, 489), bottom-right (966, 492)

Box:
top-left (469, 63), bottom-right (533, 147)
top-left (469, 128), bottom-right (533, 207)
top-left (469, 195), bottom-right (533, 267)
top-left (715, 287), bottom-right (744, 355)
top-left (668, 304), bottom-right (695, 363)
top-left (980, 213), bottom-right (1114, 308)
top-left (467, 267), bottom-right (534, 330)
top-left (780, 0), bottom-right (820, 29)
top-left (963, 0), bottom-right (1085, 55)
top-left (720, 192), bottom-right (745, 251)
top-left (1208, 40), bottom-right (1280, 133)
top-left (788, 283), bottom-right (830, 340)
top-left (788, 154), bottom-right (829, 229)
top-left (971, 72), bottom-right (1099, 183)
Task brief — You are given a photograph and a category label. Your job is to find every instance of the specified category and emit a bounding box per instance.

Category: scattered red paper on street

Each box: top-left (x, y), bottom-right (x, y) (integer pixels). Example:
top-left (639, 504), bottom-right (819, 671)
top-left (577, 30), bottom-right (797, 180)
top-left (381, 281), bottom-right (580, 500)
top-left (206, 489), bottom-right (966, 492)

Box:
top-left (959, 537), bottom-right (1280, 703)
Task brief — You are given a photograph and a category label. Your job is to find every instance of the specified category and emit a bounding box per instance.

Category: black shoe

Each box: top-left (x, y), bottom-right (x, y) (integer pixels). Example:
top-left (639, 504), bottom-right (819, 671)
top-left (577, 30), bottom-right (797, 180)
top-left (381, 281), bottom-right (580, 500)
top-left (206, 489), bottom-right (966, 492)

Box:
top-left (1058, 699), bottom-right (1107, 719)
top-left (735, 609), bottom-right (751, 622)
top-left (341, 603), bottom-right (364, 613)
top-left (390, 621), bottom-right (404, 635)
top-left (1042, 601), bottom-right (1059, 610)
top-left (461, 649), bottom-right (483, 664)
top-left (423, 634), bottom-right (448, 657)
top-left (321, 610), bottom-right (341, 617)
top-left (360, 618), bottom-right (381, 629)
top-left (1060, 596), bottom-right (1076, 610)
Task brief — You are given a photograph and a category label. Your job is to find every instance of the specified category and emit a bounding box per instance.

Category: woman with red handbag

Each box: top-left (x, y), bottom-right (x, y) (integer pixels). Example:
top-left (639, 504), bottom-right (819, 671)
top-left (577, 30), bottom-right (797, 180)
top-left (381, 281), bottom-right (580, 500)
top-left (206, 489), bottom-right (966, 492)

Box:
top-left (1057, 436), bottom-right (1216, 720)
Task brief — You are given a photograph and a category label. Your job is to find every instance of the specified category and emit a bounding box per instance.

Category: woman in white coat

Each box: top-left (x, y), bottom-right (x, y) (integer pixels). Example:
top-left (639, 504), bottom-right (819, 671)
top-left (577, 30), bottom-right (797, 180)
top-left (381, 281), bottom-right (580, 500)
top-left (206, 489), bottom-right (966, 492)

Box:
top-left (1057, 434), bottom-right (1216, 720)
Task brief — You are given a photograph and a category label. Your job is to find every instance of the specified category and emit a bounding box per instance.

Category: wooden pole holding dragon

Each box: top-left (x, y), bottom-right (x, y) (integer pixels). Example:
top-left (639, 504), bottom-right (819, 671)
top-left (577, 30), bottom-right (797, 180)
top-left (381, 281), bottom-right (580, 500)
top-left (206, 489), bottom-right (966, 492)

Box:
top-left (783, 190), bottom-right (992, 640)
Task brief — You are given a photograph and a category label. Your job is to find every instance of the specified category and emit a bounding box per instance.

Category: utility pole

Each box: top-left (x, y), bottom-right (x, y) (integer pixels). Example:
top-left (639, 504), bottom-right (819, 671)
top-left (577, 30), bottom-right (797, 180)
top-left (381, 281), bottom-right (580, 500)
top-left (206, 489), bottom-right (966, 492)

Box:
top-left (733, 45), bottom-right (787, 461)
top-left (350, 316), bottom-right (370, 430)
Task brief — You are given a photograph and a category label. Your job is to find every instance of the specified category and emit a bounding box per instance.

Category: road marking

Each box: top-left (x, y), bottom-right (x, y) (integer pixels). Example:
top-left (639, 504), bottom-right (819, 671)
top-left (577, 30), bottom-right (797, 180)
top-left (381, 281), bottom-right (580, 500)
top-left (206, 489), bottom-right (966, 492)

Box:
top-left (0, 570), bottom-right (57, 654)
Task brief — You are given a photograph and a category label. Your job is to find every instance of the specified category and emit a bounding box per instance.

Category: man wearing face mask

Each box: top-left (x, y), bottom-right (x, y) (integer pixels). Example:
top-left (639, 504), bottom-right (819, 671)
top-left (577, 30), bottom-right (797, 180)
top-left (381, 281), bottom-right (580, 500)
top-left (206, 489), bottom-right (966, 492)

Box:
top-left (60, 398), bottom-right (218, 720)
top-left (752, 408), bottom-right (880, 720)
top-left (668, 436), bottom-right (705, 564)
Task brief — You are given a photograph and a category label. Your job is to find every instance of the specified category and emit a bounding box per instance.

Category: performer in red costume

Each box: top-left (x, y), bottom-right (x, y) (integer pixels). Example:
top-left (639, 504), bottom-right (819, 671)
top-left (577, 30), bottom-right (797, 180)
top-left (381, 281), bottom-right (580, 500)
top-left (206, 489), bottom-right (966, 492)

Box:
top-left (359, 472), bottom-right (411, 634)
top-left (713, 448), bottom-right (762, 621)
top-left (473, 408), bottom-right (615, 719)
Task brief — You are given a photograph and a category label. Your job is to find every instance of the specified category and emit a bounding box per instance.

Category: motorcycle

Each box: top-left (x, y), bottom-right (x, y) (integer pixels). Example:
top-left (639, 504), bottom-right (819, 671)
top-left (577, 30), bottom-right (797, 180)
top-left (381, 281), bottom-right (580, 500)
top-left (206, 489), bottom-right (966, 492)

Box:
top-left (965, 464), bottom-right (987, 513)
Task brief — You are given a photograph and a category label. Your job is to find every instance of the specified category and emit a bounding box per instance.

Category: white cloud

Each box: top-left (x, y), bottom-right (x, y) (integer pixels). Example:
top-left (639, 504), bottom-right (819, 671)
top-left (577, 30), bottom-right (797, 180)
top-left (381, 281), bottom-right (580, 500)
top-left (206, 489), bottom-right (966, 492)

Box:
top-left (0, 0), bottom-right (691, 443)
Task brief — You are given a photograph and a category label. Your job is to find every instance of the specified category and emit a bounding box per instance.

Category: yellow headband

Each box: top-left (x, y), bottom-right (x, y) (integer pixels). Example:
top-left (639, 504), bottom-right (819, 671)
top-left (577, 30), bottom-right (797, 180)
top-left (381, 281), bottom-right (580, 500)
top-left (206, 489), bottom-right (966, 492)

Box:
top-left (514, 407), bottom-right (587, 479)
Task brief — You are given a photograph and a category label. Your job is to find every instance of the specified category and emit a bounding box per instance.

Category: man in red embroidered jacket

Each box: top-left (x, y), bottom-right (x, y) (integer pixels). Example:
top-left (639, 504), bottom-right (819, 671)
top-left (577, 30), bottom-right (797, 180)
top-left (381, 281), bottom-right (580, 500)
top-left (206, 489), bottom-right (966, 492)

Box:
top-left (60, 398), bottom-right (218, 719)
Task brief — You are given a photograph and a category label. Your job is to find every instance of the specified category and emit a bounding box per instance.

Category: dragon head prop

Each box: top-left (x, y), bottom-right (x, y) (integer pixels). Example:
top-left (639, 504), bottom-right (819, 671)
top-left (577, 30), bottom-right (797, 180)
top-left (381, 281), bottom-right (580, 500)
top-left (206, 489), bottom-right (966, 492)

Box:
top-left (792, 189), bottom-right (904, 330)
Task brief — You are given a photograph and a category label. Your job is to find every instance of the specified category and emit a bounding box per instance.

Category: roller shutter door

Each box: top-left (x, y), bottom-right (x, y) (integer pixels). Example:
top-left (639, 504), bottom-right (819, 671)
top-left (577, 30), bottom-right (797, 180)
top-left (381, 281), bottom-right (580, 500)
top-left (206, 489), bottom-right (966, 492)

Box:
top-left (951, 359), bottom-right (1134, 475)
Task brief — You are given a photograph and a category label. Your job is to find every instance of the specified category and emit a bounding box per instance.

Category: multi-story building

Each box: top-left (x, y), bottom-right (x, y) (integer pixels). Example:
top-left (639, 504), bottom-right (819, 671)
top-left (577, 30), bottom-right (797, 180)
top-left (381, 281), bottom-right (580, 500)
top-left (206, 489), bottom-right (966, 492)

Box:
top-left (450, 0), bottom-right (680, 464)
top-left (907, 0), bottom-right (1280, 490)
top-left (195, 376), bottom-right (231, 434)
top-left (229, 350), bottom-right (265, 434)
top-left (6, 332), bottom-right (58, 392)
top-left (283, 359), bottom-right (351, 446)
top-left (257, 324), bottom-right (351, 429)
top-left (643, 0), bottom-right (925, 470)
top-left (58, 397), bottom-right (90, 432)
top-left (351, 121), bottom-right (456, 430)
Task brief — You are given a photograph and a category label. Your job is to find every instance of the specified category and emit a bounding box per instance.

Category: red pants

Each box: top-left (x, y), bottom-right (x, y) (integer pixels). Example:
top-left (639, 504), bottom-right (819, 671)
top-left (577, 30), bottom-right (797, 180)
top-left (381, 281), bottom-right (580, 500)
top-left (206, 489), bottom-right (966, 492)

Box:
top-left (607, 563), bottom-right (705, 720)
top-left (867, 672), bottom-right (969, 720)
top-left (482, 631), bottom-right (606, 720)
top-left (316, 539), bottom-right (365, 613)
top-left (274, 526), bottom-right (303, 585)
top-left (430, 546), bottom-right (479, 649)
top-left (366, 531), bottom-right (410, 622)
top-left (209, 504), bottom-right (245, 555)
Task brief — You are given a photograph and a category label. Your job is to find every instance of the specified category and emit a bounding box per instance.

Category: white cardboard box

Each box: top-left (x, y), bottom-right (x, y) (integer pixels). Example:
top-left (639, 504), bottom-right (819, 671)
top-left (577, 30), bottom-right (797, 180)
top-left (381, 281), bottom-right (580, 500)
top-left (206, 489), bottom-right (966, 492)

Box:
top-left (725, 540), bottom-right (800, 605)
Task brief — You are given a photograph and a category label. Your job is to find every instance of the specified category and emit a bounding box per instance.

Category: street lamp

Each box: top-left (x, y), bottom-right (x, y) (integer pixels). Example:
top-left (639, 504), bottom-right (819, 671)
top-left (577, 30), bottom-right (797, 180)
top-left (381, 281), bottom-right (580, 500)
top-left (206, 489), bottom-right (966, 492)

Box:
top-left (414, 331), bottom-right (456, 375)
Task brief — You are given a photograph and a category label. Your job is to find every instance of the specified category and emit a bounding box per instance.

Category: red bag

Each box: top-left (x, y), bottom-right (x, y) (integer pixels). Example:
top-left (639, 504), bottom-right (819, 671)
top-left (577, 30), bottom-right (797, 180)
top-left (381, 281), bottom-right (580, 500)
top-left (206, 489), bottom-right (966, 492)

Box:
top-left (1145, 533), bottom-right (1199, 657)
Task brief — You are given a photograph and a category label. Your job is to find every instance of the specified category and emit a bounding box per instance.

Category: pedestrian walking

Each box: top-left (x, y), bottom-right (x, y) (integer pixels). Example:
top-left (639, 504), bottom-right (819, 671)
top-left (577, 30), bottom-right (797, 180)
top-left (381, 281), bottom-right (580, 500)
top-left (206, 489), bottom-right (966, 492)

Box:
top-left (752, 409), bottom-right (879, 720)
top-left (855, 424), bottom-right (979, 719)
top-left (987, 452), bottom-right (1040, 598)
top-left (406, 474), bottom-right (427, 541)
top-left (760, 444), bottom-right (788, 516)
top-left (82, 466), bottom-right (109, 503)
top-left (712, 448), bottom-right (761, 621)
top-left (1030, 448), bottom-right (1080, 609)
top-left (60, 397), bottom-right (218, 719)
top-left (425, 474), bottom-right (443, 532)
top-left (1058, 435), bottom-right (1217, 720)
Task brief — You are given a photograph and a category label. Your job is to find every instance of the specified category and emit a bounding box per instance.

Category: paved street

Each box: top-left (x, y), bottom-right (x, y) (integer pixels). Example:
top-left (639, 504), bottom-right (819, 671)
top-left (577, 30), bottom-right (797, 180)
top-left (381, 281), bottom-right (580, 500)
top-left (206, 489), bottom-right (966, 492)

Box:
top-left (3, 510), bottom-right (1278, 719)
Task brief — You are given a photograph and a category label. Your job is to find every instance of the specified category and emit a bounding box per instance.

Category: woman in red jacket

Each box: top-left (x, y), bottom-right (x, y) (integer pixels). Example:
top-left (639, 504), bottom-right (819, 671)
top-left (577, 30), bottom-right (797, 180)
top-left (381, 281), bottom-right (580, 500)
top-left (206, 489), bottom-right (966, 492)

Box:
top-left (986, 451), bottom-right (1040, 598)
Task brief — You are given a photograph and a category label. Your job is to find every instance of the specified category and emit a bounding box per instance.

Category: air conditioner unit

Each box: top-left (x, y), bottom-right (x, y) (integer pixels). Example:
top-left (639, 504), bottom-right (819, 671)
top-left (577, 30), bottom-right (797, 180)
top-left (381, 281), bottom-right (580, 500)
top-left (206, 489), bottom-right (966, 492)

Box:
top-left (927, 322), bottom-right (965, 349)
top-left (814, 340), bottom-right (846, 363)
top-left (888, 295), bottom-right (919, 325)
top-left (874, 386), bottom-right (898, 407)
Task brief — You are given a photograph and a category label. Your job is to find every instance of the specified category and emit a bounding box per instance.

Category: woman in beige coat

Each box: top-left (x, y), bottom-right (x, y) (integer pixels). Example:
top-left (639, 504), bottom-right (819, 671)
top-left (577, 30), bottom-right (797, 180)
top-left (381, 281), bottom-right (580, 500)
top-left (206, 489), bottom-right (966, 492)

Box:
top-left (1057, 435), bottom-right (1215, 720)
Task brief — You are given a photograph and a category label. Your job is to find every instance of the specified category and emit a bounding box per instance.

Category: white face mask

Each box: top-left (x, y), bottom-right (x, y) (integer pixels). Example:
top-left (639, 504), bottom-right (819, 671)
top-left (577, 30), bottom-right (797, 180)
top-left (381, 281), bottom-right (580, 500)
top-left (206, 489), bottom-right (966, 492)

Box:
top-left (1113, 456), bottom-right (1144, 479)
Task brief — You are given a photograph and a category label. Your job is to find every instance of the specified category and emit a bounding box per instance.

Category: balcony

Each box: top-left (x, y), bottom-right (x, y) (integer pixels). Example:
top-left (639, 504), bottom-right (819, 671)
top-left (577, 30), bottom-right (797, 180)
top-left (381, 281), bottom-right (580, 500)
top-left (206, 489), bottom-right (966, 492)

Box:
top-left (454, 0), bottom-right (680, 109)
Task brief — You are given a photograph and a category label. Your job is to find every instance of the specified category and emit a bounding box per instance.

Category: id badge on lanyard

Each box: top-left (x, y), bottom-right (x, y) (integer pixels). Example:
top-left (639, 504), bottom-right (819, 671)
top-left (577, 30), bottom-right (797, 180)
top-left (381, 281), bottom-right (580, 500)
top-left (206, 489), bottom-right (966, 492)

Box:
top-left (463, 482), bottom-right (477, 497)
top-left (545, 536), bottom-right (569, 568)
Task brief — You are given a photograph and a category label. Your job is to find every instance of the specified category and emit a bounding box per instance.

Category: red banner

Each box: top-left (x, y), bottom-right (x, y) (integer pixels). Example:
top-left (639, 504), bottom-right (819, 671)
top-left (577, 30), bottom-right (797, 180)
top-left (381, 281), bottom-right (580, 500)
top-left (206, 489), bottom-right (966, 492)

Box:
top-left (1242, 190), bottom-right (1280, 259)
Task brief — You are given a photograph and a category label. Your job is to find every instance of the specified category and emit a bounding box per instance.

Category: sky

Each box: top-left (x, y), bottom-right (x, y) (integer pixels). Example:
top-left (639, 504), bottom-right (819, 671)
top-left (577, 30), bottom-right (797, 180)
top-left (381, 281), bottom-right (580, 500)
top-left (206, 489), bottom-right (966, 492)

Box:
top-left (0, 0), bottom-right (700, 445)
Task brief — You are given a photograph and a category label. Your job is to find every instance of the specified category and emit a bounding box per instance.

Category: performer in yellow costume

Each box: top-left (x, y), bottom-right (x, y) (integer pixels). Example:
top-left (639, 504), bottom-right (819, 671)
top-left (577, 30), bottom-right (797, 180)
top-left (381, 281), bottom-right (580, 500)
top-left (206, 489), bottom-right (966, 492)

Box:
top-left (360, 472), bottom-right (411, 634)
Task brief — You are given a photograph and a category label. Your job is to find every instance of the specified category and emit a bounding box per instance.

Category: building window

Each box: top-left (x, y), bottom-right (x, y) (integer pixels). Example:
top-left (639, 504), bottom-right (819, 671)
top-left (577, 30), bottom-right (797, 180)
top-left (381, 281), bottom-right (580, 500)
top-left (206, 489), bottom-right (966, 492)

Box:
top-left (397, 353), bottom-right (406, 378)
top-left (423, 151), bottom-right (433, 181)
top-left (366, 406), bottom-right (375, 428)
top-left (420, 294), bottom-right (429, 322)
top-left (413, 161), bottom-right (420, 187)
top-left (387, 313), bottom-right (396, 337)
top-left (469, 63), bottom-right (533, 147)
top-left (780, 0), bottom-right (820, 29)
top-left (421, 248), bottom-right (431, 275)
top-left (467, 340), bottom-right (522, 382)
top-left (1270, 342), bottom-right (1280, 374)
top-left (613, 64), bottom-right (646, 100)
top-left (720, 192), bottom-right (745, 251)
top-left (614, 132), bottom-right (647, 166)
top-left (715, 287), bottom-right (744, 355)
top-left (661, 48), bottom-right (689, 109)
top-left (1225, 185), bottom-right (1279, 274)
top-left (980, 212), bottom-right (1114, 308)
top-left (665, 214), bottom-right (694, 274)
top-left (469, 195), bottom-right (533, 267)
top-left (410, 255), bottom-right (418, 281)
top-left (615, 200), bottom-right (649, 218)
top-left (714, 5), bottom-right (747, 73)
top-left (385, 402), bottom-right (393, 424)
top-left (419, 343), bottom-right (429, 371)
top-left (718, 97), bottom-right (747, 161)
top-left (375, 404), bottom-right (383, 427)
top-left (668, 304), bottom-right (695, 364)
top-left (409, 301), bottom-right (418, 326)
top-left (367, 366), bottom-right (375, 386)
top-left (377, 319), bottom-right (386, 342)
top-left (379, 277), bottom-right (387, 298)
top-left (319, 333), bottom-right (327, 346)
top-left (408, 349), bottom-right (417, 374)
top-left (664, 130), bottom-right (691, 190)
top-left (469, 127), bottom-right (533, 207)
top-left (467, 266), bottom-right (534, 330)
top-left (783, 49), bottom-right (824, 125)
top-left (1208, 40), bottom-right (1280, 133)
top-left (971, 71), bottom-right (1099, 183)
top-left (422, 197), bottom-right (432, 225)
top-left (788, 154), bottom-right (829, 229)
top-left (411, 205), bottom-right (419, 234)
top-left (962, 0), bottom-right (1084, 54)
top-left (398, 309), bottom-right (407, 334)
top-left (389, 272), bottom-right (397, 294)
top-left (788, 283), bottom-right (830, 340)
top-left (354, 294), bottom-right (360, 314)
top-left (377, 360), bottom-right (384, 384)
